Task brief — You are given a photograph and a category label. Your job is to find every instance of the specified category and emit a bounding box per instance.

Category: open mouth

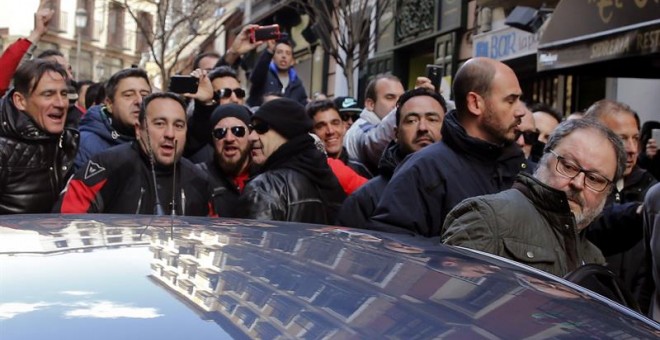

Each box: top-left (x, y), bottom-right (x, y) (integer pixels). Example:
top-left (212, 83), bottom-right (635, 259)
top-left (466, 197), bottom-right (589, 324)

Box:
top-left (47, 112), bottom-right (64, 122)
top-left (160, 144), bottom-right (175, 156)
top-left (223, 146), bottom-right (239, 156)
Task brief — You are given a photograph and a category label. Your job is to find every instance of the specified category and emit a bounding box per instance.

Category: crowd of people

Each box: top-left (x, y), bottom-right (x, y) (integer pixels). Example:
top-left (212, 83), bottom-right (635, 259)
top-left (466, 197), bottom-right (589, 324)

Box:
top-left (2, 2), bottom-right (660, 322)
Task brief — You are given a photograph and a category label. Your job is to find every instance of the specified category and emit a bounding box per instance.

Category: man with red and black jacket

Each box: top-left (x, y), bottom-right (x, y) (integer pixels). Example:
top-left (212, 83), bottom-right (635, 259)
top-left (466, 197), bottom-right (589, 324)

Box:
top-left (55, 93), bottom-right (213, 215)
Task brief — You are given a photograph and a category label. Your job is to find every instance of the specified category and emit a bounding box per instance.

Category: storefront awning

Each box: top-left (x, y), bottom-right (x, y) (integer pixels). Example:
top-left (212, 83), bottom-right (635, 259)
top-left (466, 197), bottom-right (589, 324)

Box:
top-left (537, 0), bottom-right (660, 78)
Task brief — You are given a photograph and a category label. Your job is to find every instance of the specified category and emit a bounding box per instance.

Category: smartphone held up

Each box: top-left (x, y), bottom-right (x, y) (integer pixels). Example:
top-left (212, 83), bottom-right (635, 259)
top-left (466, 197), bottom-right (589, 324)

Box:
top-left (249, 24), bottom-right (281, 43)
top-left (168, 75), bottom-right (199, 94)
top-left (425, 64), bottom-right (443, 92)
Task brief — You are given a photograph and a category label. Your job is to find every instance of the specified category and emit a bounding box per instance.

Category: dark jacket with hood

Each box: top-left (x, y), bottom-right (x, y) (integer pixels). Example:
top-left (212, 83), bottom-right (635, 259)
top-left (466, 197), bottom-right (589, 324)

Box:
top-left (74, 105), bottom-right (134, 171)
top-left (368, 110), bottom-right (526, 237)
top-left (55, 142), bottom-right (212, 215)
top-left (247, 49), bottom-right (308, 107)
top-left (238, 134), bottom-right (346, 223)
top-left (337, 141), bottom-right (403, 228)
top-left (0, 89), bottom-right (79, 214)
top-left (443, 173), bottom-right (606, 278)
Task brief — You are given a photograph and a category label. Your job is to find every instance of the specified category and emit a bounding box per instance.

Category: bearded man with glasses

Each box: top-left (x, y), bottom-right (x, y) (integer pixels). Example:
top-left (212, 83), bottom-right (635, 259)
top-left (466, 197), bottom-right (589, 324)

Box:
top-left (196, 104), bottom-right (253, 217)
top-left (442, 119), bottom-right (626, 277)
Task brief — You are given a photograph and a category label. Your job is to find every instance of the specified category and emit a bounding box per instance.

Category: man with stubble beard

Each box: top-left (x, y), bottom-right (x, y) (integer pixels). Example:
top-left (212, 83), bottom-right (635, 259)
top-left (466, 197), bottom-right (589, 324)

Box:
top-left (367, 57), bottom-right (526, 237)
top-left (198, 104), bottom-right (253, 217)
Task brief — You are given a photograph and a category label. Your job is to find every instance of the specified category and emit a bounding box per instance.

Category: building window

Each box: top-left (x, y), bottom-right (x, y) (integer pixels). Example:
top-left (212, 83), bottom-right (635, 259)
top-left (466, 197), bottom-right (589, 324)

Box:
top-left (47, 0), bottom-right (65, 33)
top-left (107, 2), bottom-right (125, 48)
top-left (77, 0), bottom-right (95, 39)
top-left (135, 11), bottom-right (153, 53)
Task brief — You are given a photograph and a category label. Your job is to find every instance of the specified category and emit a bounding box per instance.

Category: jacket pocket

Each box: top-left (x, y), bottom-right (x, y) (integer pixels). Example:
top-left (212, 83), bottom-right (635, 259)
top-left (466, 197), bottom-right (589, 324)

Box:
top-left (502, 238), bottom-right (556, 265)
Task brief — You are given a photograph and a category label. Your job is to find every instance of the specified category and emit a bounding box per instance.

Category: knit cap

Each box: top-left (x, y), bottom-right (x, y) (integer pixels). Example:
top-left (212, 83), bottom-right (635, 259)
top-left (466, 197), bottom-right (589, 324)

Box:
top-left (210, 104), bottom-right (252, 128)
top-left (252, 98), bottom-right (312, 139)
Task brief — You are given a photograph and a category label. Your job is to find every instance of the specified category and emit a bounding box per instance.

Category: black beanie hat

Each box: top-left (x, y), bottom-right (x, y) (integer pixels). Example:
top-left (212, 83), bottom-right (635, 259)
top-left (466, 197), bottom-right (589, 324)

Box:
top-left (210, 104), bottom-right (252, 128)
top-left (253, 98), bottom-right (312, 139)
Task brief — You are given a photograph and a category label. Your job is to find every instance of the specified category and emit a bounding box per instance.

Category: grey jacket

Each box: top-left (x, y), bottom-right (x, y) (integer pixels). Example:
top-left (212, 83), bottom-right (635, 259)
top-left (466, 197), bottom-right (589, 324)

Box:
top-left (442, 173), bottom-right (605, 278)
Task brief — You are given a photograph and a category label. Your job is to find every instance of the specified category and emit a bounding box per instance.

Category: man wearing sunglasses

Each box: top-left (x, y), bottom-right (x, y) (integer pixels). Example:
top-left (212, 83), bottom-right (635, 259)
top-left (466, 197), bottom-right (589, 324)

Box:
top-left (209, 66), bottom-right (246, 106)
top-left (198, 104), bottom-right (253, 217)
top-left (238, 98), bottom-right (346, 223)
top-left (443, 119), bottom-right (626, 277)
top-left (333, 96), bottom-right (362, 129)
top-left (515, 105), bottom-right (540, 173)
top-left (184, 66), bottom-right (247, 163)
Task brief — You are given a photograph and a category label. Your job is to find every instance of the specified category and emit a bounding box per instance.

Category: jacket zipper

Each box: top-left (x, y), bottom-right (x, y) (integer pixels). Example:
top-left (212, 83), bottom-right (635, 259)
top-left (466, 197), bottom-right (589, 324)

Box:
top-left (136, 187), bottom-right (145, 214)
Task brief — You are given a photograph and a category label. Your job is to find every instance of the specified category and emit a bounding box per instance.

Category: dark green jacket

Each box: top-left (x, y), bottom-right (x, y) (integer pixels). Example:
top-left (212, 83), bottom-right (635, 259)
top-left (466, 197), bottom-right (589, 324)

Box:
top-left (442, 173), bottom-right (605, 278)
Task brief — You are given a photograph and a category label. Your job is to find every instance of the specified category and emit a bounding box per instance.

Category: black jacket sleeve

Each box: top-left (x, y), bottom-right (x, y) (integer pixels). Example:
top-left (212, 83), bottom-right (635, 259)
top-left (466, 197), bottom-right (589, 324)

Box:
top-left (586, 202), bottom-right (643, 256)
top-left (247, 49), bottom-right (273, 107)
top-left (184, 100), bottom-right (217, 159)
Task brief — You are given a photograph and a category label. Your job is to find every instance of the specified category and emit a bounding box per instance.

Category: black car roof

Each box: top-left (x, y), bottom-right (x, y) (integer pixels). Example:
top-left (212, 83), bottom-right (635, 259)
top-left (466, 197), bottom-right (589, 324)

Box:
top-left (0, 214), bottom-right (658, 339)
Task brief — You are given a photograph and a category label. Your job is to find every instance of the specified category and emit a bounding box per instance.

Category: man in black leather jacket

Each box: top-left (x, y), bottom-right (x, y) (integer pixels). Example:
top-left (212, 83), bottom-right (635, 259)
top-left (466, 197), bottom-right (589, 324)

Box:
top-left (237, 98), bottom-right (345, 223)
top-left (0, 60), bottom-right (78, 214)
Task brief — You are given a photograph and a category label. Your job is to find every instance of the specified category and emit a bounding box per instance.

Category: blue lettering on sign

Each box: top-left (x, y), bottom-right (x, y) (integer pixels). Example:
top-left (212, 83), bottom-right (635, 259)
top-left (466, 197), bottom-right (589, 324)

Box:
top-left (475, 41), bottom-right (489, 57)
top-left (490, 32), bottom-right (516, 59)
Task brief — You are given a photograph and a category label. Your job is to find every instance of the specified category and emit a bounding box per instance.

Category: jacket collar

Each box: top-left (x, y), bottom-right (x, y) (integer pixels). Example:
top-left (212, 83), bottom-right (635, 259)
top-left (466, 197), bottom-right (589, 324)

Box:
top-left (441, 110), bottom-right (524, 163)
top-left (378, 141), bottom-right (405, 177)
top-left (268, 61), bottom-right (298, 83)
top-left (356, 107), bottom-right (381, 125)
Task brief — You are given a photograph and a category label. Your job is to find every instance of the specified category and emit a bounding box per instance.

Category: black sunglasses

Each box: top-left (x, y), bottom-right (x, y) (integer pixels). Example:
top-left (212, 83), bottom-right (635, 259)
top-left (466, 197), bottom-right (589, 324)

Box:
top-left (340, 112), bottom-right (359, 122)
top-left (217, 88), bottom-right (246, 99)
top-left (249, 121), bottom-right (270, 135)
top-left (212, 126), bottom-right (248, 139)
top-left (518, 130), bottom-right (540, 145)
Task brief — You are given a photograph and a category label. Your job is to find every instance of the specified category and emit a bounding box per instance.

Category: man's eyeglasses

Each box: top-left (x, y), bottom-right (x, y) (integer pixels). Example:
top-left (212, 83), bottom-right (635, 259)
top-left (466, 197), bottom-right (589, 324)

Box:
top-left (518, 130), bottom-right (540, 145)
top-left (549, 150), bottom-right (613, 192)
top-left (216, 88), bottom-right (246, 99)
top-left (250, 121), bottom-right (270, 135)
top-left (213, 126), bottom-right (248, 139)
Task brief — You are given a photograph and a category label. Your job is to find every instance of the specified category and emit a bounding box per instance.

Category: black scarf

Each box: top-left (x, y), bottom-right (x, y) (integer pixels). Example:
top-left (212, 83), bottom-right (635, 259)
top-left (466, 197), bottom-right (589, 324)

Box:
top-left (260, 134), bottom-right (346, 195)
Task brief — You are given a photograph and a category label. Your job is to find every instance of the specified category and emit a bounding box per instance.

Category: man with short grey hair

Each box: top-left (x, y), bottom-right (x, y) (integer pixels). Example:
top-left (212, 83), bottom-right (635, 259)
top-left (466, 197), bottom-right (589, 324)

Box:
top-left (443, 119), bottom-right (626, 277)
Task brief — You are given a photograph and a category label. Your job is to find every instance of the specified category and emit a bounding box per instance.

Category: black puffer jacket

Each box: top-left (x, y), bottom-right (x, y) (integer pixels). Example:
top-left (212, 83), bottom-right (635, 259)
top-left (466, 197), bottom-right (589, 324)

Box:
top-left (336, 141), bottom-right (403, 228)
top-left (0, 90), bottom-right (79, 214)
top-left (238, 134), bottom-right (345, 223)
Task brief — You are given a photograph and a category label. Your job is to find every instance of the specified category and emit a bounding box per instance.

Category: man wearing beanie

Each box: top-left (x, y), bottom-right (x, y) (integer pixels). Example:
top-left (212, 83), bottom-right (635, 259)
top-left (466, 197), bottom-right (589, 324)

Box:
top-left (238, 98), bottom-right (346, 223)
top-left (198, 104), bottom-right (253, 217)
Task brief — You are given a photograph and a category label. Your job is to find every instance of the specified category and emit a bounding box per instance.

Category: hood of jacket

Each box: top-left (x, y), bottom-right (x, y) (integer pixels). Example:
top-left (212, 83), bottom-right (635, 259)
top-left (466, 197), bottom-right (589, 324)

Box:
top-left (79, 104), bottom-right (134, 145)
